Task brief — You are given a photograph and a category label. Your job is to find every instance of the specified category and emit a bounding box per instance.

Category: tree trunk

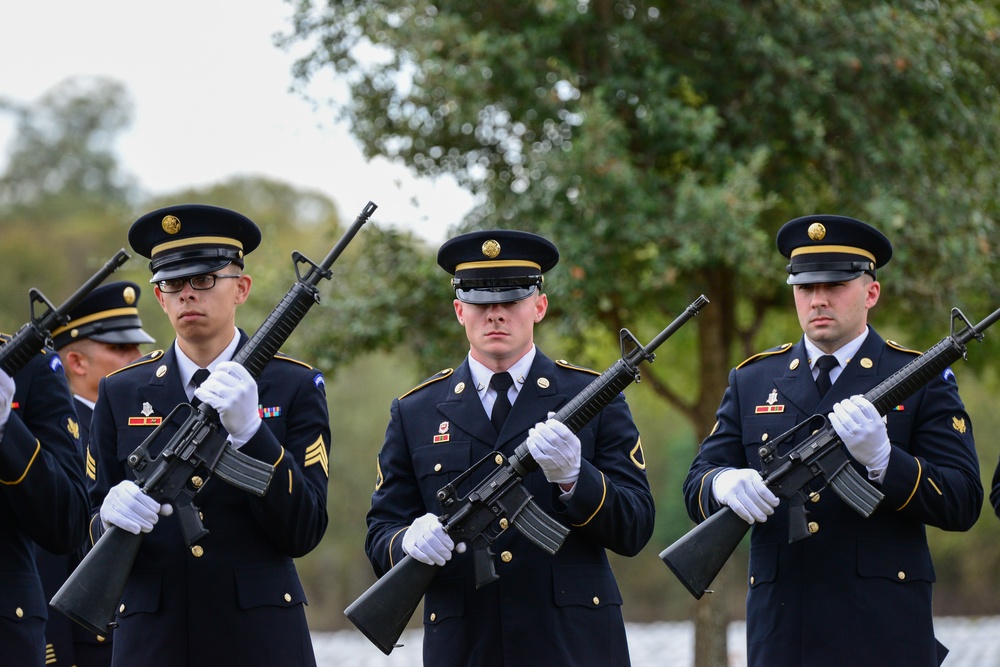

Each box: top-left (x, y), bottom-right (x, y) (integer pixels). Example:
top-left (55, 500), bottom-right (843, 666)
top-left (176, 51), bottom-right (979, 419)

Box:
top-left (692, 268), bottom-right (739, 667)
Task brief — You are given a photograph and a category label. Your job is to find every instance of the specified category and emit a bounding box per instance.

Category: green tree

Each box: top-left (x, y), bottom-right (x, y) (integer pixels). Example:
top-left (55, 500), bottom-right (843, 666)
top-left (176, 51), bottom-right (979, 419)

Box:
top-left (284, 1), bottom-right (1000, 663)
top-left (0, 77), bottom-right (139, 329)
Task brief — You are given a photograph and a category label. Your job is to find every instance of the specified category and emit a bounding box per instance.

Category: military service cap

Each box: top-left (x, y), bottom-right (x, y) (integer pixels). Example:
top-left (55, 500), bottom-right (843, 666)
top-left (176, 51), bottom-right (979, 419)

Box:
top-left (51, 281), bottom-right (155, 350)
top-left (437, 229), bottom-right (559, 304)
top-left (127, 204), bottom-right (261, 282)
top-left (776, 214), bottom-right (892, 285)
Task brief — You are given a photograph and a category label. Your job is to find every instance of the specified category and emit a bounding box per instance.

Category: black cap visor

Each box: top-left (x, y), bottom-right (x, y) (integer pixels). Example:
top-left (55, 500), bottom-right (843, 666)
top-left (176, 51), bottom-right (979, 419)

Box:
top-left (453, 274), bottom-right (543, 304)
top-left (151, 257), bottom-right (238, 283)
top-left (88, 327), bottom-right (156, 345)
top-left (786, 258), bottom-right (875, 285)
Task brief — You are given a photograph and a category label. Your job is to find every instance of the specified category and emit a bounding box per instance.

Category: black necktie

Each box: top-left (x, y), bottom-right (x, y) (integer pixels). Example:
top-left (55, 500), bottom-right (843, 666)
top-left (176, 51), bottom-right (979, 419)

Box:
top-left (490, 372), bottom-right (514, 432)
top-left (814, 355), bottom-right (838, 397)
top-left (191, 368), bottom-right (210, 405)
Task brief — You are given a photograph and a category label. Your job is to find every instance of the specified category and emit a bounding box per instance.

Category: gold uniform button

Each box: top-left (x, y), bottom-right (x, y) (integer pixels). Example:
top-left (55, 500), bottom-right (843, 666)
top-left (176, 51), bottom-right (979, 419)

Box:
top-left (284, 593), bottom-right (292, 602)
top-left (807, 522), bottom-right (819, 534)
top-left (592, 597), bottom-right (600, 606)
top-left (810, 492), bottom-right (821, 503)
top-left (15, 607), bottom-right (23, 618)
top-left (191, 545), bottom-right (204, 557)
top-left (500, 550), bottom-right (513, 563)
top-left (499, 518), bottom-right (509, 530)
top-left (97, 635), bottom-right (107, 642)
top-left (119, 604), bottom-right (126, 613)
top-left (897, 571), bottom-right (906, 580)
top-left (191, 476), bottom-right (204, 489)
top-left (429, 612), bottom-right (437, 622)
top-left (434, 463), bottom-right (442, 472)
top-left (494, 454), bottom-right (504, 465)
top-left (750, 576), bottom-right (755, 585)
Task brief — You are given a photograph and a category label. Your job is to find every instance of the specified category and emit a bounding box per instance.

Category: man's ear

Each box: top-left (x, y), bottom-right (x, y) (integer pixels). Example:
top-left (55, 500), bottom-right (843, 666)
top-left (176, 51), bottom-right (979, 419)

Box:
top-left (61, 349), bottom-right (88, 378)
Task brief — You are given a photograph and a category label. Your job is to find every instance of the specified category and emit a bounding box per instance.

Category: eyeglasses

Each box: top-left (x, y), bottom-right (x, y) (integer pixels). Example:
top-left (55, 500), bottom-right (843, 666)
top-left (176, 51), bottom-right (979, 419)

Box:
top-left (156, 274), bottom-right (241, 293)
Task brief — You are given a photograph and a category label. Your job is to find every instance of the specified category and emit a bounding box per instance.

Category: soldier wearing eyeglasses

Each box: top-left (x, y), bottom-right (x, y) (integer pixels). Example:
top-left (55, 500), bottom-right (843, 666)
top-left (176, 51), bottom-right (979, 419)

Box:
top-left (85, 205), bottom-right (331, 666)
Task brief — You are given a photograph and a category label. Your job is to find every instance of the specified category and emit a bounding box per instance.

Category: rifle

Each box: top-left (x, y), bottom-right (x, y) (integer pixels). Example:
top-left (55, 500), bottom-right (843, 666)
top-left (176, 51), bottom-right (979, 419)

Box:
top-left (51, 201), bottom-right (377, 636)
top-left (661, 304), bottom-right (1000, 600)
top-left (345, 295), bottom-right (709, 655)
top-left (1, 249), bottom-right (130, 375)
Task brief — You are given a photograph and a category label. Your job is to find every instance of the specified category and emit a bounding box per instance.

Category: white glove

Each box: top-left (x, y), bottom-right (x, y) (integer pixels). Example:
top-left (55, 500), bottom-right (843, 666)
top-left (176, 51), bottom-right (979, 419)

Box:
top-left (402, 513), bottom-right (466, 566)
top-left (713, 468), bottom-right (779, 524)
top-left (525, 416), bottom-right (581, 486)
top-left (100, 480), bottom-right (173, 534)
top-left (829, 396), bottom-right (891, 475)
top-left (0, 369), bottom-right (14, 432)
top-left (194, 361), bottom-right (261, 449)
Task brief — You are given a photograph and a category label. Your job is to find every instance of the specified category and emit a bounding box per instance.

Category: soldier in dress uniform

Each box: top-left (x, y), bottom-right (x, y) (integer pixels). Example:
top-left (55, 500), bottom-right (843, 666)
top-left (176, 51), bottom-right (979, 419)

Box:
top-left (43, 281), bottom-right (155, 666)
top-left (86, 204), bottom-right (331, 666)
top-left (365, 229), bottom-right (655, 666)
top-left (0, 338), bottom-right (89, 666)
top-left (682, 214), bottom-right (982, 666)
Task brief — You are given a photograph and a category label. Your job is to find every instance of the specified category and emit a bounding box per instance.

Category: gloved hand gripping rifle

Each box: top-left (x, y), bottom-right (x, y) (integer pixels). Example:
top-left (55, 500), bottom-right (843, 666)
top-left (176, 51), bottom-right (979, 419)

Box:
top-left (344, 295), bottom-right (709, 655)
top-left (660, 304), bottom-right (1000, 600)
top-left (51, 202), bottom-right (377, 636)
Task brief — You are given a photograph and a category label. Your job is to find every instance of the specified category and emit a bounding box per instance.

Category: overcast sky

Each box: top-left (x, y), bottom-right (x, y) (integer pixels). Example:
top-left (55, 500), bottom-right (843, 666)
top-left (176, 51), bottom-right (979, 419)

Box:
top-left (0, 1), bottom-right (474, 244)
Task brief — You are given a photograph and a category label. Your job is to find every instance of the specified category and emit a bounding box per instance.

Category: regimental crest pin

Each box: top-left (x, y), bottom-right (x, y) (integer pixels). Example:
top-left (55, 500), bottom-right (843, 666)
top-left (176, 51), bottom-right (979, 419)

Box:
top-left (439, 421), bottom-right (449, 434)
top-left (755, 388), bottom-right (784, 414)
top-left (141, 402), bottom-right (154, 417)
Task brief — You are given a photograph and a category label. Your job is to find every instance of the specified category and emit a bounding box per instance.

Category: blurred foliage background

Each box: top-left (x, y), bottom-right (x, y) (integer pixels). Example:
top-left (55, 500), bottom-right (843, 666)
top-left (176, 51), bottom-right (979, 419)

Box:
top-left (4, 3), bottom-right (1000, 664)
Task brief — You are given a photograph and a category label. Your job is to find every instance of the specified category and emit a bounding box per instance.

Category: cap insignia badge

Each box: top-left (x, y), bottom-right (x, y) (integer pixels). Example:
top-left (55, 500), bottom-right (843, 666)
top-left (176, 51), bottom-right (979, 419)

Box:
top-left (807, 222), bottom-right (826, 241)
top-left (123, 286), bottom-right (136, 305)
top-left (482, 240), bottom-right (501, 258)
top-left (162, 215), bottom-right (181, 234)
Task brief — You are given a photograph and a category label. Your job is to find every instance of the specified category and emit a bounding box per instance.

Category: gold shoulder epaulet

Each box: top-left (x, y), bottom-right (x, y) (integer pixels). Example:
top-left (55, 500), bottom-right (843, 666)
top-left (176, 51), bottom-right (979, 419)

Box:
top-left (886, 340), bottom-right (921, 355)
top-left (399, 368), bottom-right (454, 400)
top-left (274, 352), bottom-right (315, 370)
top-left (555, 359), bottom-right (600, 376)
top-left (107, 350), bottom-right (165, 377)
top-left (735, 343), bottom-right (794, 370)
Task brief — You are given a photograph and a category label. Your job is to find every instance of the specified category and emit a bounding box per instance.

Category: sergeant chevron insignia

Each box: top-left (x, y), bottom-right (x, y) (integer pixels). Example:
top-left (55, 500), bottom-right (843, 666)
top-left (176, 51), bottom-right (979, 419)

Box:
top-left (305, 435), bottom-right (329, 477)
top-left (86, 448), bottom-right (97, 481)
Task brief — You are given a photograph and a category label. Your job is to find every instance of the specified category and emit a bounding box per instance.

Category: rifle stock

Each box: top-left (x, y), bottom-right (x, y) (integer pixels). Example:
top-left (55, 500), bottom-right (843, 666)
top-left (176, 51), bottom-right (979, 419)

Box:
top-left (343, 555), bottom-right (436, 655)
top-left (52, 202), bottom-right (377, 635)
top-left (345, 295), bottom-right (710, 653)
top-left (661, 304), bottom-right (1000, 599)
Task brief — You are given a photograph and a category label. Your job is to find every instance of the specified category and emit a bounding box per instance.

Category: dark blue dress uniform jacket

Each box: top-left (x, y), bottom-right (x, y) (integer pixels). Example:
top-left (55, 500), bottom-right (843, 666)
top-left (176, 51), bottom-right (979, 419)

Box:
top-left (0, 343), bottom-right (89, 667)
top-left (87, 331), bottom-right (330, 666)
top-left (36, 398), bottom-right (113, 667)
top-left (683, 327), bottom-right (982, 667)
top-left (366, 351), bottom-right (655, 667)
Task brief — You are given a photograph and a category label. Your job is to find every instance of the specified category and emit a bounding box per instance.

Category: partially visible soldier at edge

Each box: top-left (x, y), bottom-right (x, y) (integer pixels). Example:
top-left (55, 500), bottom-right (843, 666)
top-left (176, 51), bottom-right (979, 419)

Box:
top-left (86, 205), bottom-right (331, 666)
top-left (365, 229), bottom-right (655, 666)
top-left (0, 337), bottom-right (90, 665)
top-left (40, 281), bottom-right (155, 666)
top-left (682, 214), bottom-right (982, 667)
